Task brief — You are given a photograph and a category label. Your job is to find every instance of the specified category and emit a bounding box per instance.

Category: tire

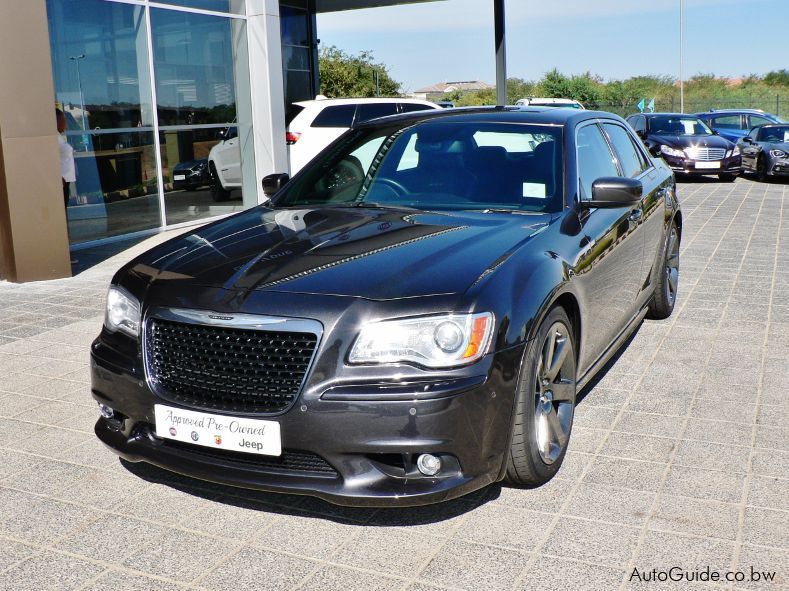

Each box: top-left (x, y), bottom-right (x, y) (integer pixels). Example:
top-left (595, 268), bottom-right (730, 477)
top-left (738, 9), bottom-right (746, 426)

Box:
top-left (718, 173), bottom-right (737, 182)
top-left (647, 219), bottom-right (680, 320)
top-left (756, 155), bottom-right (769, 183)
top-left (209, 162), bottom-right (231, 202)
top-left (506, 306), bottom-right (577, 486)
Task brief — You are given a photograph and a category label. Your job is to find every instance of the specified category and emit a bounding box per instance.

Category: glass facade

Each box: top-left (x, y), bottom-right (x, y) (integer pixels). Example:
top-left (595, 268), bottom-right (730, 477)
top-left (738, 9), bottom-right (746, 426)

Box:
top-left (280, 1), bottom-right (317, 122)
top-left (47, 0), bottom-right (254, 245)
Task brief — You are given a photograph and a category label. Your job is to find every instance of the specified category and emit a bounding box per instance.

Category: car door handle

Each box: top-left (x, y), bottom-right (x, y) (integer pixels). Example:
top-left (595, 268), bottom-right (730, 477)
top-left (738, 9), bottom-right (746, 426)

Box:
top-left (629, 209), bottom-right (643, 223)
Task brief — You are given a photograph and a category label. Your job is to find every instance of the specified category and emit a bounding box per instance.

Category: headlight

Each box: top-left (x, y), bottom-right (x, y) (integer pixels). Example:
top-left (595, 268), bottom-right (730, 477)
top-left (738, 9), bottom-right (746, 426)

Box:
top-left (348, 312), bottom-right (494, 368)
top-left (105, 286), bottom-right (141, 337)
top-left (660, 145), bottom-right (685, 158)
top-left (771, 149), bottom-right (788, 159)
top-left (731, 145), bottom-right (740, 157)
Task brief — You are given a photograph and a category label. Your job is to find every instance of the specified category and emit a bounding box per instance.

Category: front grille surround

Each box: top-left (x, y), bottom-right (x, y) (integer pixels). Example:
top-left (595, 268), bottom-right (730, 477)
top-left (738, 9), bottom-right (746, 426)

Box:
top-left (143, 308), bottom-right (322, 415)
top-left (684, 147), bottom-right (727, 161)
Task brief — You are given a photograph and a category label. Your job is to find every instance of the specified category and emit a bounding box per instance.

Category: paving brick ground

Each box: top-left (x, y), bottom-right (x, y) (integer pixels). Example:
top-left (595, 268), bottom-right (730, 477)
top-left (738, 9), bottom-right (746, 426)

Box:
top-left (0, 177), bottom-right (786, 591)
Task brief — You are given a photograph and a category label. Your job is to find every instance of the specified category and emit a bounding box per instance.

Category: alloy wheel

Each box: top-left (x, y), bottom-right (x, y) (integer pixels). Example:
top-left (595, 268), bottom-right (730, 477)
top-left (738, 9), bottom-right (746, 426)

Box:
top-left (534, 322), bottom-right (576, 464)
top-left (665, 226), bottom-right (680, 307)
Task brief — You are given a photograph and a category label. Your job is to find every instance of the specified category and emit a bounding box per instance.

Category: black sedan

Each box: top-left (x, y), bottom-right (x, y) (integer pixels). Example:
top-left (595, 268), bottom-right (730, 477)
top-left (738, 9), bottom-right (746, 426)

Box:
top-left (91, 108), bottom-right (681, 506)
top-left (626, 112), bottom-right (741, 181)
top-left (738, 124), bottom-right (789, 181)
top-left (172, 159), bottom-right (210, 191)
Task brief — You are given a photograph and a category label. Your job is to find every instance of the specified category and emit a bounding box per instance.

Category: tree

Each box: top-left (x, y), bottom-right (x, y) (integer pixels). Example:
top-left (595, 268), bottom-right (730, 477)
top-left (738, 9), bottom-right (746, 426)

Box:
top-left (318, 46), bottom-right (402, 98)
top-left (764, 69), bottom-right (789, 86)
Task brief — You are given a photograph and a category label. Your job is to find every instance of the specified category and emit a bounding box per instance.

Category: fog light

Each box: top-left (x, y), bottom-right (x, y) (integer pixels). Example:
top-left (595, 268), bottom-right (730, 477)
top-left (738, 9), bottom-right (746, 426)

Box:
top-left (98, 403), bottom-right (114, 419)
top-left (416, 453), bottom-right (442, 476)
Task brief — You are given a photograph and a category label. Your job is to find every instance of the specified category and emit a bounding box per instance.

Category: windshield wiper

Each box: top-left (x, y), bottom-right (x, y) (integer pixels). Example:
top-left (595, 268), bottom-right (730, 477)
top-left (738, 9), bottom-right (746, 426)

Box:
top-left (475, 208), bottom-right (539, 215)
top-left (353, 202), bottom-right (424, 213)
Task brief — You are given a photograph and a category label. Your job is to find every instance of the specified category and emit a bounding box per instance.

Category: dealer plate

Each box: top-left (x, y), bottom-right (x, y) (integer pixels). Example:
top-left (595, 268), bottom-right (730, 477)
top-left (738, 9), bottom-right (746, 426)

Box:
top-left (154, 404), bottom-right (281, 456)
top-left (173, 174), bottom-right (187, 181)
top-left (695, 161), bottom-right (721, 169)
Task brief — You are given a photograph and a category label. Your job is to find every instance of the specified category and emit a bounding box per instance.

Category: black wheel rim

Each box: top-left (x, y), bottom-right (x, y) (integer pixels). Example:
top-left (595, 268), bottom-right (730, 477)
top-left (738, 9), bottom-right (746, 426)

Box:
top-left (665, 226), bottom-right (680, 307)
top-left (534, 321), bottom-right (576, 465)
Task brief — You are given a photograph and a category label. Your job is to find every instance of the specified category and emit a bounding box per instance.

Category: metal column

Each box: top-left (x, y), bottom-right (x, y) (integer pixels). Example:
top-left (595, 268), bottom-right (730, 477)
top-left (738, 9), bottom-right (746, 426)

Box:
top-left (494, 0), bottom-right (507, 106)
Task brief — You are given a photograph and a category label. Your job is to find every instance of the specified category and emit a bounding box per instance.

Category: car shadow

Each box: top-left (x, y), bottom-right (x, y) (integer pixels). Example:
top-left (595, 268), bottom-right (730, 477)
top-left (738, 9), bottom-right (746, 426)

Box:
top-left (118, 320), bottom-right (646, 525)
top-left (121, 458), bottom-right (499, 527)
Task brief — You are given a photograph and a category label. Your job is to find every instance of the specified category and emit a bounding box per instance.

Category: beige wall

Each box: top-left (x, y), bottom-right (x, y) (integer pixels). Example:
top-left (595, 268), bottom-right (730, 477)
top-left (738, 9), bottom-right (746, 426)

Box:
top-left (0, 0), bottom-right (71, 282)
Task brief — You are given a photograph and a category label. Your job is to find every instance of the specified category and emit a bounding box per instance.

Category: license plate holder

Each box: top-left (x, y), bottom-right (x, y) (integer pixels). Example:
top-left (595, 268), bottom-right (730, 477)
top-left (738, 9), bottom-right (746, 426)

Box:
top-left (154, 404), bottom-right (281, 456)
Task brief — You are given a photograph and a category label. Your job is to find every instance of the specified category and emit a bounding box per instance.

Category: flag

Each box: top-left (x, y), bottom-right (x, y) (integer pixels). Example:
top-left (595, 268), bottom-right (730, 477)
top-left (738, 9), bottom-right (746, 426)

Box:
top-left (647, 98), bottom-right (655, 113)
top-left (637, 99), bottom-right (645, 113)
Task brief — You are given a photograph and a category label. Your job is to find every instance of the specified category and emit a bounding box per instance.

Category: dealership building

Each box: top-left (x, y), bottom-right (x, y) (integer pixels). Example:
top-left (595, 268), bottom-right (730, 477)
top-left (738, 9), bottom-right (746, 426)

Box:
top-left (0, 0), bottom-right (507, 282)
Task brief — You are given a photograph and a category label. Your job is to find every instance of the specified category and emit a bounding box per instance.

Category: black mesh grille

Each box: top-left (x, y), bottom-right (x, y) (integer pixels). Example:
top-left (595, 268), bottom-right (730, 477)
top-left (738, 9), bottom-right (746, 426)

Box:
top-left (147, 318), bottom-right (318, 413)
top-left (164, 440), bottom-right (338, 477)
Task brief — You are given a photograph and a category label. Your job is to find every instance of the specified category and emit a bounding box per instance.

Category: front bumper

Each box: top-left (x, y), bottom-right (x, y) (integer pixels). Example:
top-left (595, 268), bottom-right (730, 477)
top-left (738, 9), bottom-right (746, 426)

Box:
top-left (662, 154), bottom-right (741, 176)
top-left (91, 338), bottom-right (523, 507)
top-left (767, 159), bottom-right (789, 176)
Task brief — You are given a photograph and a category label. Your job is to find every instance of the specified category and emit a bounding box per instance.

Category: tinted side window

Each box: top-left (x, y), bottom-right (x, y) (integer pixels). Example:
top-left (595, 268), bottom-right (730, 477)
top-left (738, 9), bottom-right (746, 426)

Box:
top-left (577, 124), bottom-right (620, 200)
top-left (749, 115), bottom-right (774, 129)
top-left (603, 123), bottom-right (648, 178)
top-left (311, 105), bottom-right (356, 128)
top-left (711, 115), bottom-right (744, 130)
top-left (355, 103), bottom-right (399, 123)
top-left (633, 116), bottom-right (646, 134)
top-left (400, 103), bottom-right (434, 114)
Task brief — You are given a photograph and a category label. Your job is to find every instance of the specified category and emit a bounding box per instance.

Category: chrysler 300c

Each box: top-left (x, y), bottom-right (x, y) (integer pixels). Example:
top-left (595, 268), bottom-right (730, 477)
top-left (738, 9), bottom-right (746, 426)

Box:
top-left (91, 108), bottom-right (681, 506)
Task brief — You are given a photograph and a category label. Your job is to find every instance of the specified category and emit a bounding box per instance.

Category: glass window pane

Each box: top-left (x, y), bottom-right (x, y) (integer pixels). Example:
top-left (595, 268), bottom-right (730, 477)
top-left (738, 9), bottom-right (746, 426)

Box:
top-left (577, 124), bottom-right (619, 200)
top-left (151, 9), bottom-right (237, 126)
top-left (65, 131), bottom-right (161, 244)
top-left (711, 115), bottom-right (743, 130)
top-left (283, 46), bottom-right (311, 71)
top-left (160, 127), bottom-right (245, 225)
top-left (749, 115), bottom-right (774, 128)
top-left (355, 103), bottom-right (399, 123)
top-left (47, 0), bottom-right (154, 129)
top-left (154, 0), bottom-right (245, 15)
top-left (603, 123), bottom-right (646, 178)
top-left (311, 105), bottom-right (356, 128)
top-left (281, 6), bottom-right (310, 45)
top-left (47, 0), bottom-right (161, 245)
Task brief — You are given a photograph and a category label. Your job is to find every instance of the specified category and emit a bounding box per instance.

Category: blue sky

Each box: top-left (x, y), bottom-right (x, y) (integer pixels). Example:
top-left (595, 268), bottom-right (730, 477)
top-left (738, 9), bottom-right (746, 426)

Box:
top-left (317, 0), bottom-right (788, 92)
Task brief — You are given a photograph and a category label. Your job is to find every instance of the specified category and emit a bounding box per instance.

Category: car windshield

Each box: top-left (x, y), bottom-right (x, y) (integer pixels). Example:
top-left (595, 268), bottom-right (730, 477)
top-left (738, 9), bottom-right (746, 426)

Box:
top-left (759, 125), bottom-right (789, 142)
top-left (273, 120), bottom-right (564, 213)
top-left (650, 116), bottom-right (712, 136)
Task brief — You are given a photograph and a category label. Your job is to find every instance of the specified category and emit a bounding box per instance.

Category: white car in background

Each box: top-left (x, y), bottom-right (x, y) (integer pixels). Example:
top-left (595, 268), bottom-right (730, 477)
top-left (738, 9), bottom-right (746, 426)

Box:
top-left (515, 97), bottom-right (585, 109)
top-left (286, 97), bottom-right (442, 174)
top-left (208, 98), bottom-right (441, 202)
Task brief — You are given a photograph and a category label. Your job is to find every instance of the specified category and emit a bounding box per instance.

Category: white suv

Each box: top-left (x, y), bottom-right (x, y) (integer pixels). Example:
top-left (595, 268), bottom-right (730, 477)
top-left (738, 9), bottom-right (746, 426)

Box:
top-left (286, 97), bottom-right (441, 173)
top-left (207, 98), bottom-right (440, 201)
top-left (515, 97), bottom-right (585, 109)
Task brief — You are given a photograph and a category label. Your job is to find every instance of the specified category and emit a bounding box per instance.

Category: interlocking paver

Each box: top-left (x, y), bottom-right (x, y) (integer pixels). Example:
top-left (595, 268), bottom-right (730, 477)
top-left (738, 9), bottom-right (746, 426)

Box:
top-left (0, 178), bottom-right (786, 590)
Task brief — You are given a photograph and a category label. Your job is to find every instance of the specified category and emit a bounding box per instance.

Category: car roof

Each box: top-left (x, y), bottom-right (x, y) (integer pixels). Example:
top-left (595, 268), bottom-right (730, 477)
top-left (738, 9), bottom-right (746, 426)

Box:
top-left (350, 105), bottom-right (618, 129)
top-left (294, 97), bottom-right (437, 108)
top-left (638, 112), bottom-right (699, 118)
top-left (696, 109), bottom-right (768, 115)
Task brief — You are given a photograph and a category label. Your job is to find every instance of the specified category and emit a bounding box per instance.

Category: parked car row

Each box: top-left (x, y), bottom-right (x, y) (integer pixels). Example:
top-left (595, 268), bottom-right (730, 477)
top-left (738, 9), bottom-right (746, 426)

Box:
top-left (627, 108), bottom-right (786, 183)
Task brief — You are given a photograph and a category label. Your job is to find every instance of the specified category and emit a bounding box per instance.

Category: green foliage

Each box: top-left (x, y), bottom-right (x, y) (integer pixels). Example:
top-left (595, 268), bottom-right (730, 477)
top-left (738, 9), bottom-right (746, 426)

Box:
top-left (318, 46), bottom-right (402, 98)
top-left (764, 69), bottom-right (789, 86)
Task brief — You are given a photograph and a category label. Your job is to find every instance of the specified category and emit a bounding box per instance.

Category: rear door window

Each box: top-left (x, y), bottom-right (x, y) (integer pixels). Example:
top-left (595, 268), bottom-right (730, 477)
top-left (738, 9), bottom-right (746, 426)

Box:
top-left (311, 105), bottom-right (356, 128)
top-left (749, 115), bottom-right (774, 129)
top-left (602, 123), bottom-right (649, 178)
top-left (711, 115), bottom-right (744, 130)
top-left (355, 103), bottom-right (399, 123)
top-left (400, 103), bottom-right (434, 114)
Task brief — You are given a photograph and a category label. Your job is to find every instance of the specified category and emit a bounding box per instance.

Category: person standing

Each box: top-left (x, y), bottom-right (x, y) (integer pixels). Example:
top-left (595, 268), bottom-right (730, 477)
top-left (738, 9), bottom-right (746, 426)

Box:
top-left (56, 107), bottom-right (75, 206)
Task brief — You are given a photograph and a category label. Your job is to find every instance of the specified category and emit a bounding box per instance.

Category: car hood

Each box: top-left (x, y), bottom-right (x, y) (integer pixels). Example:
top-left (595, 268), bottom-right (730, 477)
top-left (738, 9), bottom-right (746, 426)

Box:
top-left (128, 206), bottom-right (555, 300)
top-left (650, 134), bottom-right (732, 149)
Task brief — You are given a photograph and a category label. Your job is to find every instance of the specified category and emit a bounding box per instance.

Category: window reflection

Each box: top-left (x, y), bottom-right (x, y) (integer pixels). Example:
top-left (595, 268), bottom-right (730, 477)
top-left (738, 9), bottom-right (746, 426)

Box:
top-left (48, 0), bottom-right (161, 244)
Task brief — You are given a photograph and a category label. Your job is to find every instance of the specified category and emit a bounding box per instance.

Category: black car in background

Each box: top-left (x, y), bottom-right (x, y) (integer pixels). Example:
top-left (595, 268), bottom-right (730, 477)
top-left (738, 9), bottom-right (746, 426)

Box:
top-left (627, 113), bottom-right (741, 181)
top-left (91, 107), bottom-right (680, 506)
top-left (738, 124), bottom-right (789, 181)
top-left (172, 159), bottom-right (210, 192)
